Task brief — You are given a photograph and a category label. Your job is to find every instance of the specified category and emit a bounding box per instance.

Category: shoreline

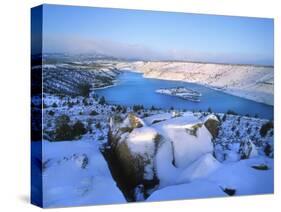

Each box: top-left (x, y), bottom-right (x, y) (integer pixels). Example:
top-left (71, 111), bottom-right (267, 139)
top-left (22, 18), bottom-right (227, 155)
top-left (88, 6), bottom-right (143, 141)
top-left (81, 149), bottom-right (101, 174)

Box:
top-left (92, 80), bottom-right (119, 91)
top-left (141, 74), bottom-right (273, 107)
top-left (116, 61), bottom-right (273, 107)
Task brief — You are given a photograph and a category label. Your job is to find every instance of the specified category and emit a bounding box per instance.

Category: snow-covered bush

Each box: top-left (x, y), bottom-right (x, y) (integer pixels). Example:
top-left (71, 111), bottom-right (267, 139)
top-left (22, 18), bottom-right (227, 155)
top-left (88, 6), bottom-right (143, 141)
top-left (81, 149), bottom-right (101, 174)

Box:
top-left (260, 121), bottom-right (273, 137)
top-left (54, 115), bottom-right (87, 141)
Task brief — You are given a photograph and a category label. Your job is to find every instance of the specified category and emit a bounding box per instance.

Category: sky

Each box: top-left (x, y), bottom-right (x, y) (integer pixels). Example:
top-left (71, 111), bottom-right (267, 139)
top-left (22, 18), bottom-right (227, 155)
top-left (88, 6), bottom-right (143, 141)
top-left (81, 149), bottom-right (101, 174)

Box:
top-left (42, 4), bottom-right (274, 65)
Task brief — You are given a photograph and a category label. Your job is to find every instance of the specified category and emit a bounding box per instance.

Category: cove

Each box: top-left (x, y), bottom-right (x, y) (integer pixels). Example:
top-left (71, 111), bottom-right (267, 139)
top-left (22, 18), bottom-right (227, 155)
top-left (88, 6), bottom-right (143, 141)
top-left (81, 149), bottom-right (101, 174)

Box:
top-left (95, 71), bottom-right (273, 120)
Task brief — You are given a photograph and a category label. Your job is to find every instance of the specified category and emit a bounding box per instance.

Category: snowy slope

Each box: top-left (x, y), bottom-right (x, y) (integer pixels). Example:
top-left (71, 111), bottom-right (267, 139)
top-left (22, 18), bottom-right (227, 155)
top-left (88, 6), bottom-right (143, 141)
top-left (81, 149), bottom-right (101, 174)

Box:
top-left (40, 139), bottom-right (126, 207)
top-left (42, 55), bottom-right (121, 96)
top-left (118, 61), bottom-right (274, 105)
top-left (148, 156), bottom-right (273, 202)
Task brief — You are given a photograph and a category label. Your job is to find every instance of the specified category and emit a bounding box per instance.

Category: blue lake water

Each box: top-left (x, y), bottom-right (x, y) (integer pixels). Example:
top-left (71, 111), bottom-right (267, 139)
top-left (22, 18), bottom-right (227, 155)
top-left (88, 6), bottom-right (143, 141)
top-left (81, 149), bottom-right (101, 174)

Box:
top-left (96, 71), bottom-right (273, 120)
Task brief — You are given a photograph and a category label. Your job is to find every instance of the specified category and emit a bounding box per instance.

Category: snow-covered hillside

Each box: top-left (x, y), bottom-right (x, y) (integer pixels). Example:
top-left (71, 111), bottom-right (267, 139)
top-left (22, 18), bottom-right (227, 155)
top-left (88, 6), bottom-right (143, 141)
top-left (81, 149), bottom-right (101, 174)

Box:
top-left (41, 60), bottom-right (120, 96)
top-left (117, 61), bottom-right (274, 105)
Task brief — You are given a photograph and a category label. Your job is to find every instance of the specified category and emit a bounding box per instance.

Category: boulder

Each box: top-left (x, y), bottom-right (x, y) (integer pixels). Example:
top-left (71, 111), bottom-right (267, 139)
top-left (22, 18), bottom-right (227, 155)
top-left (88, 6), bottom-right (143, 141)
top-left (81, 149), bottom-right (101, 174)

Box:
top-left (109, 113), bottom-right (159, 192)
top-left (108, 112), bottom-right (218, 198)
top-left (203, 114), bottom-right (220, 138)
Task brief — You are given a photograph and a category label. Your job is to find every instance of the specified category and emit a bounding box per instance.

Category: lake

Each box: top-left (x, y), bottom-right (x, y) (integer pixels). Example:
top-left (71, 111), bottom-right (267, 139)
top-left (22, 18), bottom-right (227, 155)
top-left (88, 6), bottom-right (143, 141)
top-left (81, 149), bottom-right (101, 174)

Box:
top-left (95, 71), bottom-right (273, 120)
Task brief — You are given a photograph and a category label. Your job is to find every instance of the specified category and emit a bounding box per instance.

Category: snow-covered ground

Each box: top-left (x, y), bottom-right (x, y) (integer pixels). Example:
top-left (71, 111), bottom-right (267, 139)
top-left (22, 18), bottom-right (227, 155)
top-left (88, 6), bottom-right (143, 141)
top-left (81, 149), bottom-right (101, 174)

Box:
top-left (148, 156), bottom-right (273, 201)
top-left (33, 91), bottom-right (273, 206)
top-left (117, 61), bottom-right (274, 105)
top-left (40, 139), bottom-right (126, 207)
top-left (32, 55), bottom-right (273, 207)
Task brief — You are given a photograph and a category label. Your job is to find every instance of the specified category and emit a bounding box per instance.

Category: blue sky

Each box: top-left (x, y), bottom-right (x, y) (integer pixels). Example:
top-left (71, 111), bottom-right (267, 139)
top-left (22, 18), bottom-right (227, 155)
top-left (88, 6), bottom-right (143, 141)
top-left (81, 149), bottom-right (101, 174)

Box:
top-left (42, 4), bottom-right (274, 65)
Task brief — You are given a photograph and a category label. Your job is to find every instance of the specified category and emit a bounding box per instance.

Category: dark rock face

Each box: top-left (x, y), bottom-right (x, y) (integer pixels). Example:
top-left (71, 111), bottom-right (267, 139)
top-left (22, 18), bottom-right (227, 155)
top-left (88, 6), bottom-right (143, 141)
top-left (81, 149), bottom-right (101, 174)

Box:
top-left (222, 187), bottom-right (236, 196)
top-left (204, 116), bottom-right (220, 138)
top-left (108, 113), bottom-right (159, 200)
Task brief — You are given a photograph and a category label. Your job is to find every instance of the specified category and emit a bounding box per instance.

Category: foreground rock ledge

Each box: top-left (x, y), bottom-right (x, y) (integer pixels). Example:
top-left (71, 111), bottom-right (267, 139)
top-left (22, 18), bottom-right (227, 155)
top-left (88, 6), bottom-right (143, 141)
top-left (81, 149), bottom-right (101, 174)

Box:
top-left (108, 112), bottom-right (220, 199)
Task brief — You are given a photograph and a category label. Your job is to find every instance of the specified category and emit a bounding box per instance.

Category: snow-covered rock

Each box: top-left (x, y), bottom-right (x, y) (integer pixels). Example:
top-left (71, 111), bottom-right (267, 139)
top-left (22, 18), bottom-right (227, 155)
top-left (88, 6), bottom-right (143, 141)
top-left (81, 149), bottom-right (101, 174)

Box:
top-left (153, 114), bottom-right (215, 169)
top-left (109, 112), bottom-right (220, 193)
top-left (109, 113), bottom-right (159, 191)
top-left (203, 114), bottom-right (220, 138)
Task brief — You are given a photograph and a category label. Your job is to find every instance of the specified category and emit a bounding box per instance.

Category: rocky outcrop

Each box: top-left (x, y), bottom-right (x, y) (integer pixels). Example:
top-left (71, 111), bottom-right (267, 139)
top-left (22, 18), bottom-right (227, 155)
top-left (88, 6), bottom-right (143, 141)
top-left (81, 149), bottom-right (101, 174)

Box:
top-left (108, 113), bottom-right (159, 197)
top-left (108, 112), bottom-right (221, 199)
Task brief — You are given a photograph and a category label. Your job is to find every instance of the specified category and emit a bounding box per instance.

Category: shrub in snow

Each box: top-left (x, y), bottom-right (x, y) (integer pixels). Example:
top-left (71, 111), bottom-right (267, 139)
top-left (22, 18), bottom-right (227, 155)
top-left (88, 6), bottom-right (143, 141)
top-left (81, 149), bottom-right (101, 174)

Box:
top-left (222, 114), bottom-right (227, 122)
top-left (54, 120), bottom-right (73, 141)
top-left (48, 110), bottom-right (55, 116)
top-left (95, 123), bottom-right (102, 129)
top-left (260, 121), bottom-right (273, 137)
top-left (72, 120), bottom-right (87, 137)
top-left (116, 105), bottom-right (122, 112)
top-left (133, 104), bottom-right (144, 112)
top-left (52, 102), bottom-right (58, 108)
top-left (251, 164), bottom-right (269, 171)
top-left (122, 107), bottom-right (127, 114)
top-left (98, 135), bottom-right (105, 141)
top-left (90, 110), bottom-right (99, 116)
top-left (82, 98), bottom-right (88, 106)
top-left (67, 101), bottom-right (74, 108)
top-left (54, 115), bottom-right (87, 141)
top-left (150, 105), bottom-right (156, 110)
top-left (99, 96), bottom-right (106, 105)
top-left (238, 140), bottom-right (258, 159)
top-left (226, 110), bottom-right (237, 115)
top-left (264, 143), bottom-right (273, 157)
top-left (77, 83), bottom-right (91, 97)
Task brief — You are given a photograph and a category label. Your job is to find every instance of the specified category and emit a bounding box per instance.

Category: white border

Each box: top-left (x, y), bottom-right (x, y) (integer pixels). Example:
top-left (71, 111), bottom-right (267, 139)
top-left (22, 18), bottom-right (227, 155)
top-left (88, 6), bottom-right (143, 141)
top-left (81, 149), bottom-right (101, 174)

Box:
top-left (0, 0), bottom-right (280, 211)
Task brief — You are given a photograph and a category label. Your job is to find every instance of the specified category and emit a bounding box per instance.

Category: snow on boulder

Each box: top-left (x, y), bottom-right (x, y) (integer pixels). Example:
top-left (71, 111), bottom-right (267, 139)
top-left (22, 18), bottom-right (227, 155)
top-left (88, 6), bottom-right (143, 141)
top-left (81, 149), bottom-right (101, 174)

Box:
top-left (153, 114), bottom-right (214, 169)
top-left (177, 153), bottom-right (221, 183)
top-left (143, 113), bottom-right (173, 125)
top-left (109, 112), bottom-right (220, 195)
